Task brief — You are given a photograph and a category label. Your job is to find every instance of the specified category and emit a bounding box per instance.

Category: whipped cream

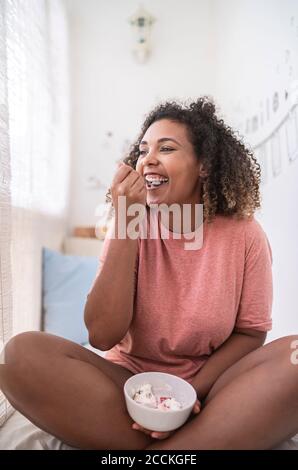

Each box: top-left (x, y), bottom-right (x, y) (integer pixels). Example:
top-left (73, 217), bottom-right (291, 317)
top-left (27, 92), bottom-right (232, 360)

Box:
top-left (132, 383), bottom-right (182, 411)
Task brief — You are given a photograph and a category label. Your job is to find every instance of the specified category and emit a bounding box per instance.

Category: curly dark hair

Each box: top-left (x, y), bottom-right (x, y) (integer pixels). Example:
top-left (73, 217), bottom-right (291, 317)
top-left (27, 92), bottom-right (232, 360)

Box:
top-left (106, 96), bottom-right (261, 222)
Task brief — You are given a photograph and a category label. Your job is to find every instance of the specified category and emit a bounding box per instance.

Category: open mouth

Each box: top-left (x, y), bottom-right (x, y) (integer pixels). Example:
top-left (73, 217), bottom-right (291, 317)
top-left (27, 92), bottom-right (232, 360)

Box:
top-left (144, 175), bottom-right (169, 190)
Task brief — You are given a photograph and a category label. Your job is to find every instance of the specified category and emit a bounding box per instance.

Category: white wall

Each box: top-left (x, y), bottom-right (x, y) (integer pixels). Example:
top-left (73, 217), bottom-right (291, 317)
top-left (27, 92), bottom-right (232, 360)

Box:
top-left (211, 0), bottom-right (298, 340)
top-left (63, 0), bottom-right (216, 229)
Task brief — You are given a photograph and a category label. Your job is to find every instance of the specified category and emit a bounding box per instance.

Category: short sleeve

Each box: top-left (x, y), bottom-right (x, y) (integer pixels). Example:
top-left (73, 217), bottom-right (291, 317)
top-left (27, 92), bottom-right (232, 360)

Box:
top-left (235, 219), bottom-right (273, 332)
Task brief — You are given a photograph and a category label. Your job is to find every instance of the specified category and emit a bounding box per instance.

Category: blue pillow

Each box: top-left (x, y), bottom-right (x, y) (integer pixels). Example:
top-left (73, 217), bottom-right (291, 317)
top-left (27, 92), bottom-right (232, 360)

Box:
top-left (42, 247), bottom-right (99, 344)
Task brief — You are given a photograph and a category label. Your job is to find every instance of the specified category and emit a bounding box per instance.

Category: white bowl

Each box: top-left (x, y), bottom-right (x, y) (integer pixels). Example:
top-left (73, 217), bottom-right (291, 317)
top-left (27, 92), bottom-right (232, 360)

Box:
top-left (123, 372), bottom-right (197, 432)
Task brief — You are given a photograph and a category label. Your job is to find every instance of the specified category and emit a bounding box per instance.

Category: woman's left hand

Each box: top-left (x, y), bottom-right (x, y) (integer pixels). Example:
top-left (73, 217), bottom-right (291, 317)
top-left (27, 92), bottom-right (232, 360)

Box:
top-left (131, 399), bottom-right (201, 440)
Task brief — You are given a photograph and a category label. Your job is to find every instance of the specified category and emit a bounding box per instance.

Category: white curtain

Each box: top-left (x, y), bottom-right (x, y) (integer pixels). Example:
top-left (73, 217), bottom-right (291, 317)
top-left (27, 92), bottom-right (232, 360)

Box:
top-left (0, 0), bottom-right (70, 426)
top-left (0, 0), bottom-right (13, 426)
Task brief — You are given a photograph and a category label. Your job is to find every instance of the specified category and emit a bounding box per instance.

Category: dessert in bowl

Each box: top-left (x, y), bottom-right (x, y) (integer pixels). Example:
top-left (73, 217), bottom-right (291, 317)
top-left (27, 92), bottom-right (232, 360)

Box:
top-left (124, 372), bottom-right (197, 432)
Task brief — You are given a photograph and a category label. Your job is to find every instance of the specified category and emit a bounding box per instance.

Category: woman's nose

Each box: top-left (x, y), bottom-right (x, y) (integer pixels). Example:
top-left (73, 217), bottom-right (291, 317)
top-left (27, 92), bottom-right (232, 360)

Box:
top-left (141, 149), bottom-right (159, 165)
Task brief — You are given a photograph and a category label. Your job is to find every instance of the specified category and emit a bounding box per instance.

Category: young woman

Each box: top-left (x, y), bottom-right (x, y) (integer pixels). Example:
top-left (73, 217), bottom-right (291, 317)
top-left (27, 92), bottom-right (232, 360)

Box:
top-left (1, 97), bottom-right (298, 450)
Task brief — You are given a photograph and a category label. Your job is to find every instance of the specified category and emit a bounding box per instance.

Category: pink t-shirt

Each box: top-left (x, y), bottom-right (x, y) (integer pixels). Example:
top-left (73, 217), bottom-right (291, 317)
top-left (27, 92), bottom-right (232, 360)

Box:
top-left (94, 210), bottom-right (273, 382)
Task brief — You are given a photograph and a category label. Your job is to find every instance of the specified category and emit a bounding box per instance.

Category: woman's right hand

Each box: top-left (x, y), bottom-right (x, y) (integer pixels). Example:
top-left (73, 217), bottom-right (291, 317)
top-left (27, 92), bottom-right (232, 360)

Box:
top-left (110, 163), bottom-right (147, 211)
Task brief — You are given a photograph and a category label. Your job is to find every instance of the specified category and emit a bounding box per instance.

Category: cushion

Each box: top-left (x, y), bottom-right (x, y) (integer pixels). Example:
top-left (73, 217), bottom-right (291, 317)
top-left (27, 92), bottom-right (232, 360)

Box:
top-left (42, 247), bottom-right (99, 345)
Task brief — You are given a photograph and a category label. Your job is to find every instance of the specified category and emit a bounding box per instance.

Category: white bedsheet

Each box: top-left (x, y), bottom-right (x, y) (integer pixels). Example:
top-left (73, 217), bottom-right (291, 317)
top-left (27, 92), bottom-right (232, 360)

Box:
top-left (0, 410), bottom-right (75, 450)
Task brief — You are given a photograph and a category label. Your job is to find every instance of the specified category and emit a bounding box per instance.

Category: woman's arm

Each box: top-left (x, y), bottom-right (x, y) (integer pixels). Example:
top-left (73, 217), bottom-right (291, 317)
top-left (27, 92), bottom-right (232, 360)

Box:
top-left (84, 163), bottom-right (146, 351)
top-left (84, 222), bottom-right (138, 351)
top-left (190, 328), bottom-right (266, 401)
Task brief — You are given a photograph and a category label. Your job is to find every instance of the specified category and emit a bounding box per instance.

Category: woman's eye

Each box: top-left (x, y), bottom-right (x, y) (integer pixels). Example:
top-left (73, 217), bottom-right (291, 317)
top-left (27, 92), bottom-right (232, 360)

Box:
top-left (138, 147), bottom-right (174, 157)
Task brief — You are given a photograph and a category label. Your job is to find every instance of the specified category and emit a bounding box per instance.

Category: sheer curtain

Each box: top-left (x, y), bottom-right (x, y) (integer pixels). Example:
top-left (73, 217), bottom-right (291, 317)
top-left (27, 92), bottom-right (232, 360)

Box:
top-left (0, 0), bottom-right (70, 425)
top-left (0, 0), bottom-right (13, 426)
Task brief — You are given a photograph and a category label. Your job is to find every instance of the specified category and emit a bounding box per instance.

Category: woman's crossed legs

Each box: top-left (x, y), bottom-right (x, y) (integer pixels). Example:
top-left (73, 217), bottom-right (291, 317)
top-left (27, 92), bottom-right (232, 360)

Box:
top-left (1, 332), bottom-right (298, 450)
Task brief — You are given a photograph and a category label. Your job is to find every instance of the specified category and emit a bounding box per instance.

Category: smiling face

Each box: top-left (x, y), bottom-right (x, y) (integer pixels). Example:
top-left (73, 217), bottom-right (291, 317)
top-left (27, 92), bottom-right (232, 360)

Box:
top-left (136, 119), bottom-right (204, 207)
